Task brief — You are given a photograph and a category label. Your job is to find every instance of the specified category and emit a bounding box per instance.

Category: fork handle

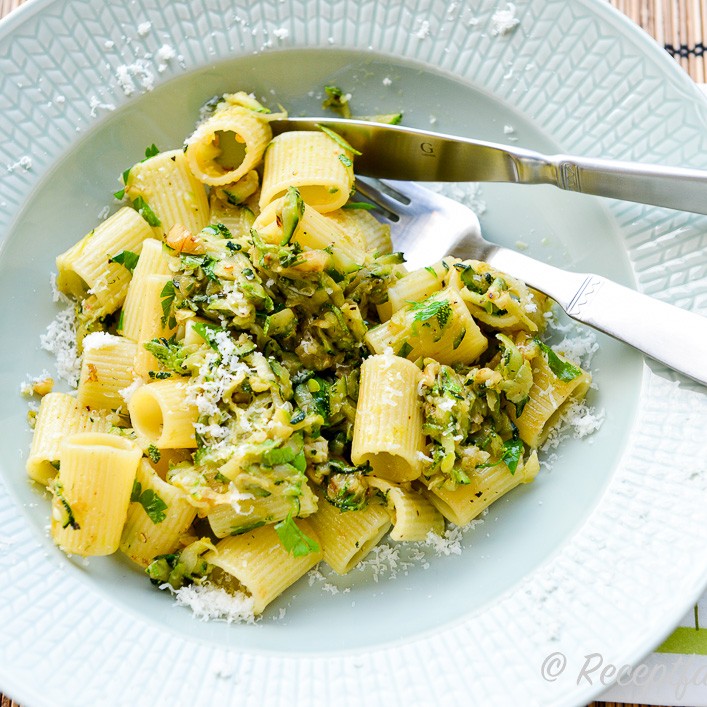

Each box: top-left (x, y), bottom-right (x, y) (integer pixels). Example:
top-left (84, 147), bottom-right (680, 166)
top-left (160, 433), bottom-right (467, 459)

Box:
top-left (489, 248), bottom-right (707, 386)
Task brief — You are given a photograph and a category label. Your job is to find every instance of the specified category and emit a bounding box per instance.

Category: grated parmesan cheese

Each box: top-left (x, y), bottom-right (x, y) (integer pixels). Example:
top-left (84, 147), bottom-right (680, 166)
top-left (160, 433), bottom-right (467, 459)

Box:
top-left (50, 273), bottom-right (69, 304)
top-left (541, 401), bottom-right (605, 454)
top-left (226, 484), bottom-right (255, 514)
top-left (272, 27), bottom-right (289, 40)
top-left (89, 96), bottom-right (116, 116)
top-left (169, 582), bottom-right (256, 623)
top-left (20, 370), bottom-right (52, 397)
top-left (156, 44), bottom-right (176, 72)
top-left (304, 512), bottom-right (488, 596)
top-left (552, 330), bottom-right (599, 369)
top-left (137, 21), bottom-right (152, 37)
top-left (491, 2), bottom-right (520, 36)
top-left (413, 19), bottom-right (431, 39)
top-left (82, 331), bottom-right (114, 352)
top-left (40, 302), bottom-right (80, 387)
top-left (119, 377), bottom-right (144, 405)
top-left (356, 543), bottom-right (404, 582)
top-left (504, 124), bottom-right (519, 141)
top-left (6, 155), bottom-right (32, 173)
top-left (115, 60), bottom-right (155, 96)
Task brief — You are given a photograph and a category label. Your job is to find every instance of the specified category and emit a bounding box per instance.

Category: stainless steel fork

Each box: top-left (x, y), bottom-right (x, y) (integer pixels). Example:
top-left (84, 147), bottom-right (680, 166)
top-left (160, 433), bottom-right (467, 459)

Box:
top-left (354, 178), bottom-right (707, 387)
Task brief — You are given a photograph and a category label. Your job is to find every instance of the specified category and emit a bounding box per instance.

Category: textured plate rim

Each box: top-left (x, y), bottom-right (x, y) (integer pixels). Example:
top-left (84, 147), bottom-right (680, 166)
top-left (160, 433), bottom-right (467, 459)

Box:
top-left (1, 1), bottom-right (707, 705)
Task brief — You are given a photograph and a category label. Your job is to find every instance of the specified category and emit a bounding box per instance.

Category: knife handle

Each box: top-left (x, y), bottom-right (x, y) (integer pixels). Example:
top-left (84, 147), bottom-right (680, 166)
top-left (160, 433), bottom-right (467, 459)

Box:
top-left (489, 247), bottom-right (707, 386)
top-left (526, 153), bottom-right (707, 216)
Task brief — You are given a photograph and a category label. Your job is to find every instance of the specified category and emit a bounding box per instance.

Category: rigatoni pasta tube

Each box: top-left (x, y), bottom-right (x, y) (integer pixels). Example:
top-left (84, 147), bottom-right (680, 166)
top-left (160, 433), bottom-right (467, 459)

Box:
top-left (56, 207), bottom-right (153, 314)
top-left (186, 106), bottom-right (271, 187)
top-left (326, 207), bottom-right (392, 253)
top-left (120, 459), bottom-right (196, 567)
top-left (132, 275), bottom-right (177, 377)
top-left (366, 288), bottom-right (488, 366)
top-left (252, 196), bottom-right (364, 271)
top-left (120, 238), bottom-right (171, 340)
top-left (259, 131), bottom-right (353, 213)
top-left (77, 333), bottom-right (137, 411)
top-left (368, 477), bottom-right (444, 541)
top-left (207, 482), bottom-right (318, 538)
top-left (128, 380), bottom-right (198, 448)
top-left (27, 393), bottom-right (109, 486)
top-left (209, 191), bottom-right (257, 243)
top-left (447, 259), bottom-right (548, 332)
top-left (206, 520), bottom-right (322, 614)
top-left (307, 491), bottom-right (391, 574)
top-left (51, 433), bottom-right (141, 556)
top-left (512, 354), bottom-right (592, 447)
top-left (426, 452), bottom-right (540, 527)
top-left (146, 447), bottom-right (192, 481)
top-left (126, 149), bottom-right (210, 236)
top-left (351, 353), bottom-right (425, 483)
top-left (389, 262), bottom-right (447, 315)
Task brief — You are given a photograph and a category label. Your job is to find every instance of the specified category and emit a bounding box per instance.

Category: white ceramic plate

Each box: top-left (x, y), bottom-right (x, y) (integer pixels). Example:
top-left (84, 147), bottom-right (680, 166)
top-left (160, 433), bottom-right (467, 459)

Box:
top-left (1, 1), bottom-right (707, 705)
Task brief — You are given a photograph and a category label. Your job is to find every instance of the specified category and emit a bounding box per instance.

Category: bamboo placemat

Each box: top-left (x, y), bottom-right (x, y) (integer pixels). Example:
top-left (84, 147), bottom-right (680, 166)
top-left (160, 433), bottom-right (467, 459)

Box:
top-left (0, 0), bottom-right (700, 706)
top-left (609, 0), bottom-right (707, 82)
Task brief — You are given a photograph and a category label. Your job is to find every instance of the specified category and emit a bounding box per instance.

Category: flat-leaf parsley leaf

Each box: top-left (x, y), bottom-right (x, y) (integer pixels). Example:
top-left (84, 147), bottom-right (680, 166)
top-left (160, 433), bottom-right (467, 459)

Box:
top-left (274, 513), bottom-right (320, 557)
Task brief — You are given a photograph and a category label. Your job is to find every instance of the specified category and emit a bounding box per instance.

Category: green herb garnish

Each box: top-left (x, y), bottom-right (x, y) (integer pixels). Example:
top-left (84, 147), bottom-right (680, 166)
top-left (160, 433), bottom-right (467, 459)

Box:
top-left (114, 166), bottom-right (132, 200)
top-left (317, 125), bottom-right (362, 156)
top-left (192, 321), bottom-right (225, 351)
top-left (144, 336), bottom-right (189, 374)
top-left (146, 445), bottom-right (161, 464)
top-left (341, 201), bottom-right (376, 210)
top-left (453, 263), bottom-right (486, 294)
top-left (203, 223), bottom-right (232, 239)
top-left (501, 438), bottom-right (524, 475)
top-left (362, 112), bottom-right (403, 125)
top-left (148, 370), bottom-right (172, 380)
top-left (132, 196), bottom-right (162, 227)
top-left (144, 143), bottom-right (160, 159)
top-left (131, 480), bottom-right (168, 524)
top-left (322, 85), bottom-right (351, 118)
top-left (535, 340), bottom-right (582, 381)
top-left (274, 513), bottom-right (320, 557)
top-left (109, 249), bottom-right (140, 273)
top-left (410, 297), bottom-right (452, 329)
top-left (159, 280), bottom-right (176, 328)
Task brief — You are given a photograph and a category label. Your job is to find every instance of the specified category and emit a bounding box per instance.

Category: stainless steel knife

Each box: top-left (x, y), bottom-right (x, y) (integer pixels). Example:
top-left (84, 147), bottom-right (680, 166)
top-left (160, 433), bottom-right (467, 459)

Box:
top-left (271, 117), bottom-right (707, 215)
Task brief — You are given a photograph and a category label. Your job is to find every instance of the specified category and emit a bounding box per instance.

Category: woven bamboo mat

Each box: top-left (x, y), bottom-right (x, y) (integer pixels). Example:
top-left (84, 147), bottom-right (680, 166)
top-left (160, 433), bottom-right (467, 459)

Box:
top-left (610, 0), bottom-right (707, 81)
top-left (0, 0), bottom-right (699, 706)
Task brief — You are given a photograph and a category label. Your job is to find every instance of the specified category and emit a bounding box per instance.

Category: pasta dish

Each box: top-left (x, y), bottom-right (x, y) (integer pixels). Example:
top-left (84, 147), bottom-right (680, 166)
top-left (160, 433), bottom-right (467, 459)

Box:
top-left (24, 92), bottom-right (592, 619)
